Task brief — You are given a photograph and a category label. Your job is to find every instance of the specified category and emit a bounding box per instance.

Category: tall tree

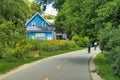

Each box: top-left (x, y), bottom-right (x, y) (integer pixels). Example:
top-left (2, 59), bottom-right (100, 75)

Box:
top-left (55, 0), bottom-right (119, 40)
top-left (31, 1), bottom-right (41, 14)
top-left (35, 0), bottom-right (66, 11)
top-left (53, 0), bottom-right (66, 11)
top-left (55, 0), bottom-right (85, 37)
top-left (56, 0), bottom-right (120, 76)
top-left (35, 0), bottom-right (54, 10)
top-left (0, 0), bottom-right (31, 26)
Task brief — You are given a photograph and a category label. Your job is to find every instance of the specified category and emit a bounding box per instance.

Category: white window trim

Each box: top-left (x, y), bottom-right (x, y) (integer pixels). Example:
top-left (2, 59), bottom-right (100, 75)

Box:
top-left (32, 22), bottom-right (36, 26)
top-left (42, 21), bottom-right (46, 27)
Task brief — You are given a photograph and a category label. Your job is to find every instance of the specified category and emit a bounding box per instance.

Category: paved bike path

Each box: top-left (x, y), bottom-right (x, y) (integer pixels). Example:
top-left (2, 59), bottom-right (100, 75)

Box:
top-left (1, 48), bottom-right (100, 80)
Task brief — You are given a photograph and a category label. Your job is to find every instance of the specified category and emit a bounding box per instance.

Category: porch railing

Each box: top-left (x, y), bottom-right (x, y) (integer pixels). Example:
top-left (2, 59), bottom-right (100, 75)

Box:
top-left (26, 26), bottom-right (54, 32)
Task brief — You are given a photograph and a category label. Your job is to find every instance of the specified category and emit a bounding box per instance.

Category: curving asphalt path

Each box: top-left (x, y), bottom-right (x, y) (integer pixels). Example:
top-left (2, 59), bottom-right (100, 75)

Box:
top-left (1, 48), bottom-right (100, 80)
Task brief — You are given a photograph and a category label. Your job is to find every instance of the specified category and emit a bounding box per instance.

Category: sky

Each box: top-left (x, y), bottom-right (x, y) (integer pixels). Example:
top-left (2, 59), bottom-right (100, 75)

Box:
top-left (29, 0), bottom-right (58, 16)
top-left (44, 4), bottom-right (58, 16)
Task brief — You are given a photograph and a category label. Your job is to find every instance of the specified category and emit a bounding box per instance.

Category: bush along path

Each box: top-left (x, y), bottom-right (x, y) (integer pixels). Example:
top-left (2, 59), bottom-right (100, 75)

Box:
top-left (99, 27), bottom-right (120, 77)
top-left (0, 40), bottom-right (80, 74)
top-left (0, 48), bottom-right (100, 80)
top-left (94, 53), bottom-right (120, 80)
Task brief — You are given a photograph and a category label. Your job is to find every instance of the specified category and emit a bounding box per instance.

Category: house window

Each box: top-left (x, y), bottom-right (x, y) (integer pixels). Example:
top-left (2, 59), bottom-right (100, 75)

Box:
top-left (42, 21), bottom-right (46, 27)
top-left (35, 33), bottom-right (45, 39)
top-left (47, 36), bottom-right (52, 40)
top-left (32, 22), bottom-right (36, 26)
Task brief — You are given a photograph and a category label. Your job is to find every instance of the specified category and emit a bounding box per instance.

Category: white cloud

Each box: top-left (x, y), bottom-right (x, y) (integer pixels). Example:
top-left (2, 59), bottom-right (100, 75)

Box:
top-left (44, 4), bottom-right (58, 16)
top-left (29, 0), bottom-right (34, 2)
top-left (29, 0), bottom-right (58, 15)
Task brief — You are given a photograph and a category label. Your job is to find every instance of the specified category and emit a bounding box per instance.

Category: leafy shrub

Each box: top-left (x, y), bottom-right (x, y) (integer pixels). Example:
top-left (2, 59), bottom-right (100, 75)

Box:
top-left (72, 35), bottom-right (80, 44)
top-left (72, 35), bottom-right (89, 47)
top-left (99, 26), bottom-right (120, 77)
top-left (13, 39), bottom-right (33, 58)
top-left (79, 37), bottom-right (89, 47)
top-left (26, 39), bottom-right (41, 50)
top-left (0, 44), bottom-right (3, 59)
top-left (3, 47), bottom-right (14, 59)
top-left (31, 40), bottom-right (78, 52)
top-left (0, 37), bottom-right (78, 61)
top-left (67, 41), bottom-right (77, 48)
top-left (0, 21), bottom-right (21, 47)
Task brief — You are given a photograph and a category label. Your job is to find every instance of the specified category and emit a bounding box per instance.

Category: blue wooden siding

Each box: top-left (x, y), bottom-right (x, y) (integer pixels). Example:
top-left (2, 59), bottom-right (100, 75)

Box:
top-left (25, 12), bottom-right (55, 40)
top-left (26, 14), bottom-right (50, 28)
top-left (27, 32), bottom-right (54, 40)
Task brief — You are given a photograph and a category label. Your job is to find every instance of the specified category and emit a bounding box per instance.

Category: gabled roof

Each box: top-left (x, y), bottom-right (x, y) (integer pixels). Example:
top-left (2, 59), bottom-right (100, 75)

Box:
top-left (25, 12), bottom-right (50, 26)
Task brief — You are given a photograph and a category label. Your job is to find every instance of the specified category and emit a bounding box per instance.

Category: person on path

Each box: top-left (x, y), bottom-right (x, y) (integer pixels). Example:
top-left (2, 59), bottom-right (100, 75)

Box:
top-left (87, 41), bottom-right (91, 53)
top-left (94, 41), bottom-right (97, 50)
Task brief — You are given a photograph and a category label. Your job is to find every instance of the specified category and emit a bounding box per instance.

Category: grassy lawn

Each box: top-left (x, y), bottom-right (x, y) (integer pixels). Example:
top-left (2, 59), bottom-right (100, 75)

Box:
top-left (0, 47), bottom-right (83, 75)
top-left (94, 53), bottom-right (120, 80)
top-left (0, 57), bottom-right (42, 74)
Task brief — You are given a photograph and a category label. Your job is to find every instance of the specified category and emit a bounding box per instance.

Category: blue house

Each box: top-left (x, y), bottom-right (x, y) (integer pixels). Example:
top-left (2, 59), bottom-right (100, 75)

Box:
top-left (25, 12), bottom-right (55, 40)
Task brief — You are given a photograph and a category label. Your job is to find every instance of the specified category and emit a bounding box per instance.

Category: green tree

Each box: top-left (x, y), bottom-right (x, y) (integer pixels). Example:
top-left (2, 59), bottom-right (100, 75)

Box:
top-left (0, 0), bottom-right (31, 26)
top-left (55, 0), bottom-right (120, 40)
top-left (53, 0), bottom-right (66, 11)
top-left (31, 1), bottom-right (41, 14)
top-left (55, 0), bottom-right (85, 38)
top-left (99, 25), bottom-right (120, 77)
top-left (35, 0), bottom-right (54, 10)
top-left (35, 0), bottom-right (66, 11)
top-left (0, 21), bottom-right (21, 47)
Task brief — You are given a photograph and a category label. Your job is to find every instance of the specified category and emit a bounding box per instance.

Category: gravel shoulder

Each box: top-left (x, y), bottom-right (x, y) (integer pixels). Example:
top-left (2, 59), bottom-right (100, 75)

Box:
top-left (89, 51), bottom-right (104, 80)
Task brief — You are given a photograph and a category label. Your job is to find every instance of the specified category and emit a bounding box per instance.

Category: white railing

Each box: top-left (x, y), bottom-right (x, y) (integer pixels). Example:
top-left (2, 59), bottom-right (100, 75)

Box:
top-left (26, 26), bottom-right (54, 32)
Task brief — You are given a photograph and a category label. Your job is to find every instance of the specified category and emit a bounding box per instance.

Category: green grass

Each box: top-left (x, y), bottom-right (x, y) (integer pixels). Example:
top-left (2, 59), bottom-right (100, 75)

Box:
top-left (40, 47), bottom-right (83, 58)
top-left (94, 53), bottom-right (120, 80)
top-left (0, 47), bottom-right (83, 75)
top-left (0, 57), bottom-right (40, 74)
